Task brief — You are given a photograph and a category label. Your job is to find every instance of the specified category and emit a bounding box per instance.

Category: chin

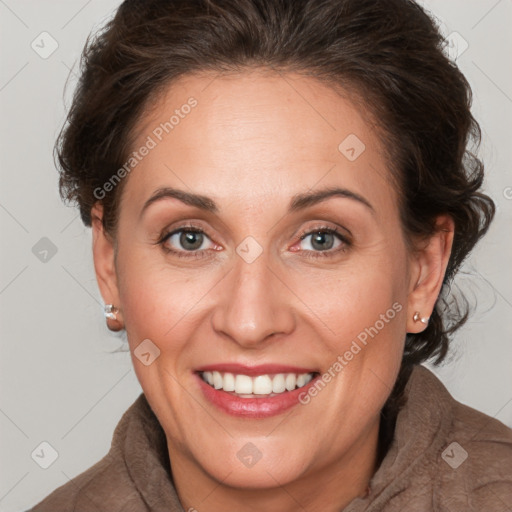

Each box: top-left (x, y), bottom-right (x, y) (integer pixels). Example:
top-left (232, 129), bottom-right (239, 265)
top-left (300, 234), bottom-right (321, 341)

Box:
top-left (205, 457), bottom-right (307, 490)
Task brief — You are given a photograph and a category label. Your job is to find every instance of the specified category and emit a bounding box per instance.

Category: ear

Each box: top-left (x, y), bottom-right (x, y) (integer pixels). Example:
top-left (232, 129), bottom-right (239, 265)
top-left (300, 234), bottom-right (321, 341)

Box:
top-left (406, 214), bottom-right (455, 333)
top-left (91, 203), bottom-right (121, 312)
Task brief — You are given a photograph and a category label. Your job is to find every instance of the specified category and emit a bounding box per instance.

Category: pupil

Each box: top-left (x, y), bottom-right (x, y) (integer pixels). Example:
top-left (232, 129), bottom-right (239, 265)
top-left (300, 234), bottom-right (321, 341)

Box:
top-left (311, 232), bottom-right (333, 251)
top-left (180, 231), bottom-right (203, 251)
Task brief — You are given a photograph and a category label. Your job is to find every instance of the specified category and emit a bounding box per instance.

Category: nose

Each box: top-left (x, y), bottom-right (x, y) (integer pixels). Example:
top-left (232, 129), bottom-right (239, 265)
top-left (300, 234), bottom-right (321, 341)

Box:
top-left (211, 250), bottom-right (296, 349)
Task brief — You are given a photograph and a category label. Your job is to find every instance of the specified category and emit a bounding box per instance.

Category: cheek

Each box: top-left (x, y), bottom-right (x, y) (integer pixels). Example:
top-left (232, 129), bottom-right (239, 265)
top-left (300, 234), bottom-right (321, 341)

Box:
top-left (291, 257), bottom-right (407, 346)
top-left (116, 251), bottom-right (217, 348)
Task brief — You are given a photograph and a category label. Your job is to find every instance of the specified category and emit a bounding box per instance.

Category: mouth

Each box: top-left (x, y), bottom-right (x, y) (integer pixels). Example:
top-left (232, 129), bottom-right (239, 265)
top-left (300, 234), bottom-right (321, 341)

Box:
top-left (193, 366), bottom-right (321, 418)
top-left (198, 370), bottom-right (319, 398)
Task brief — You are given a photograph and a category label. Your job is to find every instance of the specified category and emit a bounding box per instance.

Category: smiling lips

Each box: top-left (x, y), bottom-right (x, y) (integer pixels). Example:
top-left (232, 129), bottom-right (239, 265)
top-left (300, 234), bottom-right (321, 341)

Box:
top-left (194, 363), bottom-right (321, 418)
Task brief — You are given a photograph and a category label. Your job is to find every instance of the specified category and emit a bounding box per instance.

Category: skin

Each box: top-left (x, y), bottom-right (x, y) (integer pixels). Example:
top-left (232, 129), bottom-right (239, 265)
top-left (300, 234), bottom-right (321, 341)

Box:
top-left (91, 70), bottom-right (454, 512)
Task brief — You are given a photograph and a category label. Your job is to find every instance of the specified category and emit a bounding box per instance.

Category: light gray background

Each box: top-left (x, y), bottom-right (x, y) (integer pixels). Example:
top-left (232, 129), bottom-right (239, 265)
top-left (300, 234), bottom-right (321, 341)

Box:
top-left (0, 1), bottom-right (511, 510)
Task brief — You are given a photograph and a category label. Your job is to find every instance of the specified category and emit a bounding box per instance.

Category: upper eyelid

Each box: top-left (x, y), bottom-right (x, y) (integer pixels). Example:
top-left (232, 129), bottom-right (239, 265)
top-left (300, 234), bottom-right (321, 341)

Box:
top-left (298, 225), bottom-right (349, 240)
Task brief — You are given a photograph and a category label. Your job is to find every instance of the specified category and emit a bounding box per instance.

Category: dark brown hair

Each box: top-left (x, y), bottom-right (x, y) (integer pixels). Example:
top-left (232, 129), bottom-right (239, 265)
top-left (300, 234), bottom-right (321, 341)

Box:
top-left (55, 0), bottom-right (495, 453)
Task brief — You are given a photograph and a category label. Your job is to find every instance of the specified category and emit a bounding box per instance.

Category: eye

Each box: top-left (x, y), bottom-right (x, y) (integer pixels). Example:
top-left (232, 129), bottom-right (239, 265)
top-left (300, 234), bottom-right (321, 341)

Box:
top-left (158, 223), bottom-right (216, 259)
top-left (292, 225), bottom-right (350, 258)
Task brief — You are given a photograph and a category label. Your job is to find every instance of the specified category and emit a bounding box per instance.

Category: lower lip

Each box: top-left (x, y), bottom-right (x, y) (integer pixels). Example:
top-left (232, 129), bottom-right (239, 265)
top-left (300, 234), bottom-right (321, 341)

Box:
top-left (194, 372), bottom-right (320, 418)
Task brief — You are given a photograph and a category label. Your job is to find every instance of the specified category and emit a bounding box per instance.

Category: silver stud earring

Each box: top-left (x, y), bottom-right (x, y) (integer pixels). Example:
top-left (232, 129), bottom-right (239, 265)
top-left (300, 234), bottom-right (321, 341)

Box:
top-left (413, 311), bottom-right (429, 324)
top-left (104, 304), bottom-right (118, 320)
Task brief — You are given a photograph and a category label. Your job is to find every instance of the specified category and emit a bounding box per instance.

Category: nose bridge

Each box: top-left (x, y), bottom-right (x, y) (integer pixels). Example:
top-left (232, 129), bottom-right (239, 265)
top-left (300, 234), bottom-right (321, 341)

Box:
top-left (212, 246), bottom-right (295, 347)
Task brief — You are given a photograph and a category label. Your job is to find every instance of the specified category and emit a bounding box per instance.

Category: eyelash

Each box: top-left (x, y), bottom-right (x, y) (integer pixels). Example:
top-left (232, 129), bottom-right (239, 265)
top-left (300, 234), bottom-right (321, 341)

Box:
top-left (156, 222), bottom-right (351, 260)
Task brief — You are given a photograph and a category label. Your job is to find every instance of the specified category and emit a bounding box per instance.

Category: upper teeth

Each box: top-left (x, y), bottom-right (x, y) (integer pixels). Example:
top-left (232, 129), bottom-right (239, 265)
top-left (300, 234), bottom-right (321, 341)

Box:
top-left (201, 371), bottom-right (314, 395)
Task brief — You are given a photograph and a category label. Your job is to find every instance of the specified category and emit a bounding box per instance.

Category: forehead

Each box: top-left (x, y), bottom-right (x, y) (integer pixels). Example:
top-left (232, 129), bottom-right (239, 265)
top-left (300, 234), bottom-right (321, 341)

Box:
top-left (121, 70), bottom-right (393, 214)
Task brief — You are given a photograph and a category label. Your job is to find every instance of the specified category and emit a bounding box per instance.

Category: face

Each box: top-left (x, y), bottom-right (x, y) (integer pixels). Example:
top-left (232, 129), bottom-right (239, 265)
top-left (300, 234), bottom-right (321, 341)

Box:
top-left (92, 70), bottom-right (452, 497)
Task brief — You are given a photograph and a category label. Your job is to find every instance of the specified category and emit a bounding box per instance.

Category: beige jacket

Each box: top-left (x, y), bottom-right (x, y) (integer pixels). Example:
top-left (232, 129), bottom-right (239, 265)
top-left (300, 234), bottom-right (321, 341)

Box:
top-left (29, 365), bottom-right (512, 511)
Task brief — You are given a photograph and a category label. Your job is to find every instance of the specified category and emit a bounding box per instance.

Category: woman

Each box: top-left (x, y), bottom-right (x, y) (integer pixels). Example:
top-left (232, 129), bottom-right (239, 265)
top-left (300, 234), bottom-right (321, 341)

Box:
top-left (30, 0), bottom-right (512, 510)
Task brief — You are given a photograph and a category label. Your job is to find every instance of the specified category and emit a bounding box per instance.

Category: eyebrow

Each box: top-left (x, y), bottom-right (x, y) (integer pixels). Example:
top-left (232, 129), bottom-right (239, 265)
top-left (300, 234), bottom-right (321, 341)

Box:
top-left (141, 187), bottom-right (219, 216)
top-left (140, 185), bottom-right (375, 217)
top-left (289, 186), bottom-right (375, 215)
